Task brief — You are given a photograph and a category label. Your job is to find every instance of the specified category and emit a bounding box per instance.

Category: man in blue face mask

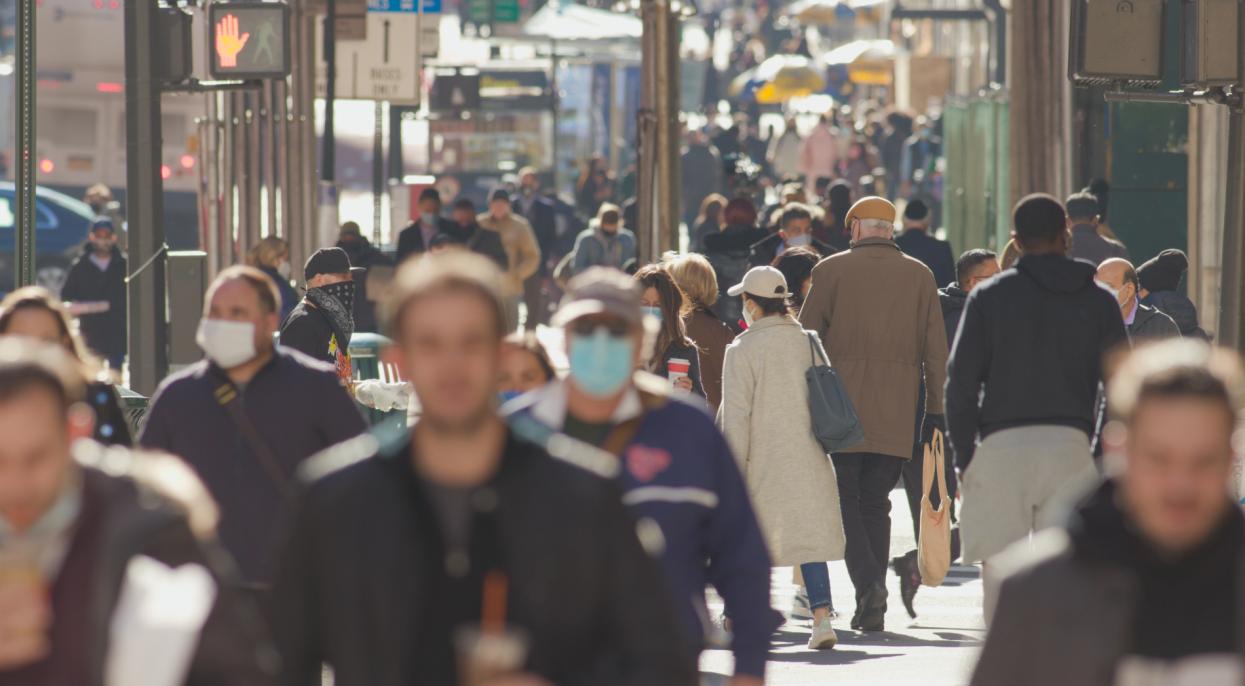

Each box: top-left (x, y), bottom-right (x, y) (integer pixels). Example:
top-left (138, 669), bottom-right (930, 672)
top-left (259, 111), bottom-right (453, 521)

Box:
top-left (505, 268), bottom-right (780, 686)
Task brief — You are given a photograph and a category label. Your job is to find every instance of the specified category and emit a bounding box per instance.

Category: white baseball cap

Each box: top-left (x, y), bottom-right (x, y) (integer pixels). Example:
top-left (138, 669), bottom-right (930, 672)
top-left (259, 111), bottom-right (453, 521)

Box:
top-left (727, 266), bottom-right (790, 299)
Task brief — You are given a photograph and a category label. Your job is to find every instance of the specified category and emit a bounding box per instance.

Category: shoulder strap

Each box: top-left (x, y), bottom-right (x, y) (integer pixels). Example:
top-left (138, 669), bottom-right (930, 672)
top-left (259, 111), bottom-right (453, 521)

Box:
top-left (213, 381), bottom-right (291, 498)
top-left (806, 331), bottom-right (829, 366)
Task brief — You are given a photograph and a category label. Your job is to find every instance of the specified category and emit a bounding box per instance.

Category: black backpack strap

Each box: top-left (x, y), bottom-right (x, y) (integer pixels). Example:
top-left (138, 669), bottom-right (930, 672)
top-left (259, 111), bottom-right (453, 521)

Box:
top-left (214, 381), bottom-right (291, 498)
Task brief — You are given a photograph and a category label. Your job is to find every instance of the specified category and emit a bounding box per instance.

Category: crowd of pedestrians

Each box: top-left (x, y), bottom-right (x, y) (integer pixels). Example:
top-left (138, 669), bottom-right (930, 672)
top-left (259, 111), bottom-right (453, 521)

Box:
top-left (1, 152), bottom-right (1240, 686)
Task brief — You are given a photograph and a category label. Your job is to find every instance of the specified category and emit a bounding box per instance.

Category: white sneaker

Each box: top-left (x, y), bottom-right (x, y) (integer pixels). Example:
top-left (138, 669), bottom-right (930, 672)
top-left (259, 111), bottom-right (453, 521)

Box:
top-left (808, 617), bottom-right (838, 650)
top-left (791, 587), bottom-right (813, 620)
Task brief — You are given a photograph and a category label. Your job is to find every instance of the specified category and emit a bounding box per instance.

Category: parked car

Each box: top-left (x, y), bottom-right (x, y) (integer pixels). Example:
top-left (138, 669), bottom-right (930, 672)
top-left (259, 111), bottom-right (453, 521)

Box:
top-left (0, 182), bottom-right (97, 296)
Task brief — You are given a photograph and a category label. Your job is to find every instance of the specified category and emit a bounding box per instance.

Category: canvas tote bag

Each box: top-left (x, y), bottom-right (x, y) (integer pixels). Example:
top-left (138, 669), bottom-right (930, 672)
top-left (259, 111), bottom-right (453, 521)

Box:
top-left (918, 428), bottom-right (952, 586)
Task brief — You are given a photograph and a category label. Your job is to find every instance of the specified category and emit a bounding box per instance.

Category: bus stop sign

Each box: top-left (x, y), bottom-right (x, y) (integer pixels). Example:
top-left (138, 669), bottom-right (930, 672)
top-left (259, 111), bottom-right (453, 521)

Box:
top-left (209, 2), bottom-right (292, 80)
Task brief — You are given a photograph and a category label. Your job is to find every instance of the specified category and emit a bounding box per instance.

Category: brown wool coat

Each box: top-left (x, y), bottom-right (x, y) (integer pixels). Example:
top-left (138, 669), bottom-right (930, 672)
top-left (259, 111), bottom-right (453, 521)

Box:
top-left (684, 307), bottom-right (736, 412)
top-left (797, 237), bottom-right (949, 459)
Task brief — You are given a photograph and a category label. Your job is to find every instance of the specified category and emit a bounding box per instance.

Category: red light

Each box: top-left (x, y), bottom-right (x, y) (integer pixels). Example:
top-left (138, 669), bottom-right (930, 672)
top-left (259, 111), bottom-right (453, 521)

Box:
top-left (96, 82), bottom-right (123, 94)
top-left (109, 0), bottom-right (119, 8)
top-left (161, 165), bottom-right (172, 180)
top-left (93, 0), bottom-right (103, 8)
top-left (39, 159), bottom-right (54, 174)
top-left (180, 154), bottom-right (196, 170)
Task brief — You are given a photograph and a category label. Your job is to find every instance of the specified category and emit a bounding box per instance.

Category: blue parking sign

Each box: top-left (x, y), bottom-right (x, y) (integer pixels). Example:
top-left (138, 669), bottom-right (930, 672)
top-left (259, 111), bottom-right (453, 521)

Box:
top-left (368, 0), bottom-right (441, 12)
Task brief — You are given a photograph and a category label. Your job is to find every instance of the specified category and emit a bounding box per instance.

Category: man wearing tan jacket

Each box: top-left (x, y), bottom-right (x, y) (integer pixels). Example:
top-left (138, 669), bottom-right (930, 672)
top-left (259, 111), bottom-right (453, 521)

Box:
top-left (479, 188), bottom-right (542, 330)
top-left (798, 196), bottom-right (949, 632)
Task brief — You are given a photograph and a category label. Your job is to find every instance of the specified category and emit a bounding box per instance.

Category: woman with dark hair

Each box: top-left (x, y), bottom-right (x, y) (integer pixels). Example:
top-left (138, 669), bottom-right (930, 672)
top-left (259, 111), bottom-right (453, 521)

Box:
top-left (0, 286), bottom-right (132, 445)
top-left (717, 266), bottom-right (845, 650)
top-left (692, 193), bottom-right (728, 252)
top-left (772, 246), bottom-right (822, 310)
top-left (704, 197), bottom-right (767, 330)
top-left (635, 265), bottom-right (706, 398)
top-left (498, 331), bottom-right (557, 404)
top-left (821, 180), bottom-right (853, 251)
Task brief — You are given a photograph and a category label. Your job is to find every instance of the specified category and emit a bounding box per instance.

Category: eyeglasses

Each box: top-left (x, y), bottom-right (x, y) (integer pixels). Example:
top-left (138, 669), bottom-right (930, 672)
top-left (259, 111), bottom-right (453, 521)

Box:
top-left (569, 319), bottom-right (632, 338)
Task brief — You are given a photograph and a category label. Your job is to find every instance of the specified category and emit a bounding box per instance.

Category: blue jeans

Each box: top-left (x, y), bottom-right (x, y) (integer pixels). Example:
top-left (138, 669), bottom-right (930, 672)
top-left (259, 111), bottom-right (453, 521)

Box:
top-left (801, 562), bottom-right (832, 611)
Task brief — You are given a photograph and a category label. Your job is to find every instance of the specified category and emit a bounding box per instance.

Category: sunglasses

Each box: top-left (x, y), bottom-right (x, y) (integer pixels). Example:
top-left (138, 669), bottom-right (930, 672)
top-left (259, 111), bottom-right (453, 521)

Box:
top-left (569, 319), bottom-right (631, 338)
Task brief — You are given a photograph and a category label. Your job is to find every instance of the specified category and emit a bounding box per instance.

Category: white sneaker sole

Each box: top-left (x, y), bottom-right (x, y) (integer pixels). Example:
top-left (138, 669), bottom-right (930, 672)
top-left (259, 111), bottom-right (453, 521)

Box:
top-left (808, 632), bottom-right (838, 650)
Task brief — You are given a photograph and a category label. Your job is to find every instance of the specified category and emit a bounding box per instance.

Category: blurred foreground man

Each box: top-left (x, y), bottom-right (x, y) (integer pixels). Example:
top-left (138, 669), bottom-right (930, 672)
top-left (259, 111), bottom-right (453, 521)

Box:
top-left (972, 340), bottom-right (1245, 686)
top-left (0, 339), bottom-right (276, 685)
top-left (271, 253), bottom-right (696, 686)
top-left (507, 268), bottom-right (779, 684)
top-left (141, 267), bottom-right (365, 585)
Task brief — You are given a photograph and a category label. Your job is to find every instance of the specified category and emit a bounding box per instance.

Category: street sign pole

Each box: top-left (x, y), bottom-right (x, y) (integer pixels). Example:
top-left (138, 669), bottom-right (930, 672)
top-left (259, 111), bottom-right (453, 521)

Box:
top-left (124, 0), bottom-right (169, 393)
top-left (15, 0), bottom-right (35, 289)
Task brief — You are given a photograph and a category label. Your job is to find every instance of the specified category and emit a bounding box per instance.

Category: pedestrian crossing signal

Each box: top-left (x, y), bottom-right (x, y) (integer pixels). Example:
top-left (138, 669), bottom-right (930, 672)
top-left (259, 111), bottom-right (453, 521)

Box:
top-left (209, 2), bottom-right (292, 80)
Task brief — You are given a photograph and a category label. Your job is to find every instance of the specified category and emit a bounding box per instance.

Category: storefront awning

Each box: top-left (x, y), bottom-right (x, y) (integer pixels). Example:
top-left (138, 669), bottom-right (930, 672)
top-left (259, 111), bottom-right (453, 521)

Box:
top-left (522, 3), bottom-right (643, 42)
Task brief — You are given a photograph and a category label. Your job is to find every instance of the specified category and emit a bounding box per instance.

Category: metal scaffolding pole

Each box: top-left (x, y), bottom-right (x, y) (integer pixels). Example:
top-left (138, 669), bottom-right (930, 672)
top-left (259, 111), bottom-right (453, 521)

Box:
top-left (124, 0), bottom-right (169, 393)
top-left (1218, 3), bottom-right (1245, 350)
top-left (15, 0), bottom-right (35, 288)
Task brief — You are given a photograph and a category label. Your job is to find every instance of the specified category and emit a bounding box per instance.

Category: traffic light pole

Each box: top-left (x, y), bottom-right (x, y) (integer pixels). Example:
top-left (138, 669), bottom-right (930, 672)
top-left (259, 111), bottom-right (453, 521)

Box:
top-left (15, 0), bottom-right (35, 289)
top-left (124, 0), bottom-right (169, 393)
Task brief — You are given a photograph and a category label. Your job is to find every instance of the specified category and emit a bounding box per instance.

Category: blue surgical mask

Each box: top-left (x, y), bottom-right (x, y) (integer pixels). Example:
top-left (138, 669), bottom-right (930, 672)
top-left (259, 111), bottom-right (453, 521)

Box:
top-left (642, 306), bottom-right (663, 322)
top-left (568, 329), bottom-right (635, 397)
top-left (498, 389), bottom-right (523, 405)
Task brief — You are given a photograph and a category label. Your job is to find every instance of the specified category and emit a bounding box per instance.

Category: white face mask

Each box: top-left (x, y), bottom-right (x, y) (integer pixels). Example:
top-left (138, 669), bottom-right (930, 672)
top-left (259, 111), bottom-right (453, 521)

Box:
top-left (196, 319), bottom-right (258, 369)
top-left (1095, 279), bottom-right (1123, 305)
top-left (785, 233), bottom-right (813, 248)
top-left (742, 299), bottom-right (757, 327)
top-left (276, 261), bottom-right (292, 279)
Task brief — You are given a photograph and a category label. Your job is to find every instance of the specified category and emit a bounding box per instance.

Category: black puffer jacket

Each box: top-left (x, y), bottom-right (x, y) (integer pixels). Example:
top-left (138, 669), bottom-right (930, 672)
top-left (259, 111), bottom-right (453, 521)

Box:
top-left (1143, 290), bottom-right (1209, 339)
top-left (945, 254), bottom-right (1128, 468)
top-left (938, 283), bottom-right (969, 347)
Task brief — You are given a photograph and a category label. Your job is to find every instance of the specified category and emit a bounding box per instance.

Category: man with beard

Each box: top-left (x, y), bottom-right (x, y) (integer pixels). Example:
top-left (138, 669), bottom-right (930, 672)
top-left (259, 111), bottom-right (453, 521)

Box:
top-left (61, 217), bottom-right (127, 370)
top-left (279, 248), bottom-right (357, 386)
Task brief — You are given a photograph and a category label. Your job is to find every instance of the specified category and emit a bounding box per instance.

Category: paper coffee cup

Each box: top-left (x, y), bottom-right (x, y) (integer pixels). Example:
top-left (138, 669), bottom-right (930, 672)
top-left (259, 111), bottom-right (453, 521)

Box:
top-left (666, 358), bottom-right (691, 384)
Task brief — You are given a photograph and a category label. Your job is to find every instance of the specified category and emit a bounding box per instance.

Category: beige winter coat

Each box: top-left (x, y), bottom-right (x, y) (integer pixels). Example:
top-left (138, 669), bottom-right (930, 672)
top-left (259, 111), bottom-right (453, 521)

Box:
top-left (798, 237), bottom-right (949, 459)
top-left (716, 314), bottom-right (846, 567)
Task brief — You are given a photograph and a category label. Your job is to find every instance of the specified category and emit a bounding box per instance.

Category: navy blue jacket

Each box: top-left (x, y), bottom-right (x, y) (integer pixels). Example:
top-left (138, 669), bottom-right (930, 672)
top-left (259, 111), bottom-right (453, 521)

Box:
top-left (505, 377), bottom-right (779, 678)
top-left (896, 229), bottom-right (956, 288)
top-left (139, 348), bottom-right (367, 581)
top-left (513, 192), bottom-right (558, 275)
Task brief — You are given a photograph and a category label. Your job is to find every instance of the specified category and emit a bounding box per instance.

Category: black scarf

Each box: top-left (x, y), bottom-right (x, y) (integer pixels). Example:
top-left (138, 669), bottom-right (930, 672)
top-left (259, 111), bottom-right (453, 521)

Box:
top-left (306, 283), bottom-right (355, 349)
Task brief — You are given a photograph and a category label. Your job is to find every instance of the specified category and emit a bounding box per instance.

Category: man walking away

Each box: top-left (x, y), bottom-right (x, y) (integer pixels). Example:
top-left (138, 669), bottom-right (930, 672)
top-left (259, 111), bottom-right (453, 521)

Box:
top-left (479, 188), bottom-right (541, 332)
top-left (798, 196), bottom-right (949, 632)
top-left (0, 339), bottom-right (278, 685)
top-left (893, 248), bottom-right (999, 615)
top-left (279, 248), bottom-right (356, 386)
top-left (507, 268), bottom-right (780, 683)
top-left (1096, 258), bottom-right (1180, 342)
top-left (768, 118), bottom-right (803, 180)
top-left (336, 221), bottom-right (391, 334)
top-left (513, 167), bottom-right (559, 329)
top-left (271, 253), bottom-right (697, 686)
top-left (973, 341), bottom-right (1245, 685)
top-left (1137, 248), bottom-right (1210, 339)
top-left (1066, 191), bottom-right (1129, 266)
top-left (396, 187), bottom-right (456, 264)
top-left (895, 200), bottom-right (955, 287)
top-left (61, 217), bottom-right (127, 370)
top-left (141, 266), bottom-right (366, 585)
top-left (946, 194), bottom-right (1128, 617)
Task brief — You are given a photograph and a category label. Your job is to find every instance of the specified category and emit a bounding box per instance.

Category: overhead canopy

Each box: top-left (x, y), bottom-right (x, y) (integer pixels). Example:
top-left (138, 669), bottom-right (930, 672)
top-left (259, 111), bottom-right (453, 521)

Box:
top-left (821, 38), bottom-right (896, 85)
top-left (729, 55), bottom-right (827, 104)
top-left (522, 3), bottom-right (643, 41)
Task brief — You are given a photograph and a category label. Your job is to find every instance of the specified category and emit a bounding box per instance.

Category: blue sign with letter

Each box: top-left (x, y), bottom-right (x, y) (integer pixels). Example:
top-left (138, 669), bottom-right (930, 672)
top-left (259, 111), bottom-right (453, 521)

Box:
top-left (368, 0), bottom-right (441, 12)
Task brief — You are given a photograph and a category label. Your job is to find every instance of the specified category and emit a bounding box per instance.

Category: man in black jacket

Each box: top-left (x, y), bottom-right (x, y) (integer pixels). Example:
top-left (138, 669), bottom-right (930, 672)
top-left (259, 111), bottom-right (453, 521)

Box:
top-left (513, 167), bottom-right (558, 328)
top-left (141, 266), bottom-right (366, 584)
top-left (0, 339), bottom-right (276, 684)
top-left (1096, 258), bottom-right (1180, 342)
top-left (939, 249), bottom-right (1000, 346)
top-left (895, 200), bottom-right (955, 287)
top-left (336, 221), bottom-right (392, 334)
top-left (271, 252), bottom-right (696, 686)
top-left (446, 198), bottom-right (510, 270)
top-left (973, 341), bottom-right (1245, 684)
top-left (396, 187), bottom-right (456, 264)
top-left (61, 217), bottom-right (127, 369)
top-left (947, 194), bottom-right (1127, 611)
top-left (748, 203), bottom-right (835, 267)
top-left (279, 248), bottom-right (356, 385)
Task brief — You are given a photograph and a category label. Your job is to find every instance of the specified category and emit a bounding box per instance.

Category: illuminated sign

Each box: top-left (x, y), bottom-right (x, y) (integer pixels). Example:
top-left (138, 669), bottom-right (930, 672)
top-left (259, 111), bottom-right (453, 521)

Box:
top-left (208, 2), bottom-right (291, 80)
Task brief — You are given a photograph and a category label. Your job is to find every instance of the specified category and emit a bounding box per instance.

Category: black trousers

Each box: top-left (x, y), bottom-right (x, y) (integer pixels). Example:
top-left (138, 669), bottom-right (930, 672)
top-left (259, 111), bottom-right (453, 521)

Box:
top-left (832, 452), bottom-right (904, 598)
